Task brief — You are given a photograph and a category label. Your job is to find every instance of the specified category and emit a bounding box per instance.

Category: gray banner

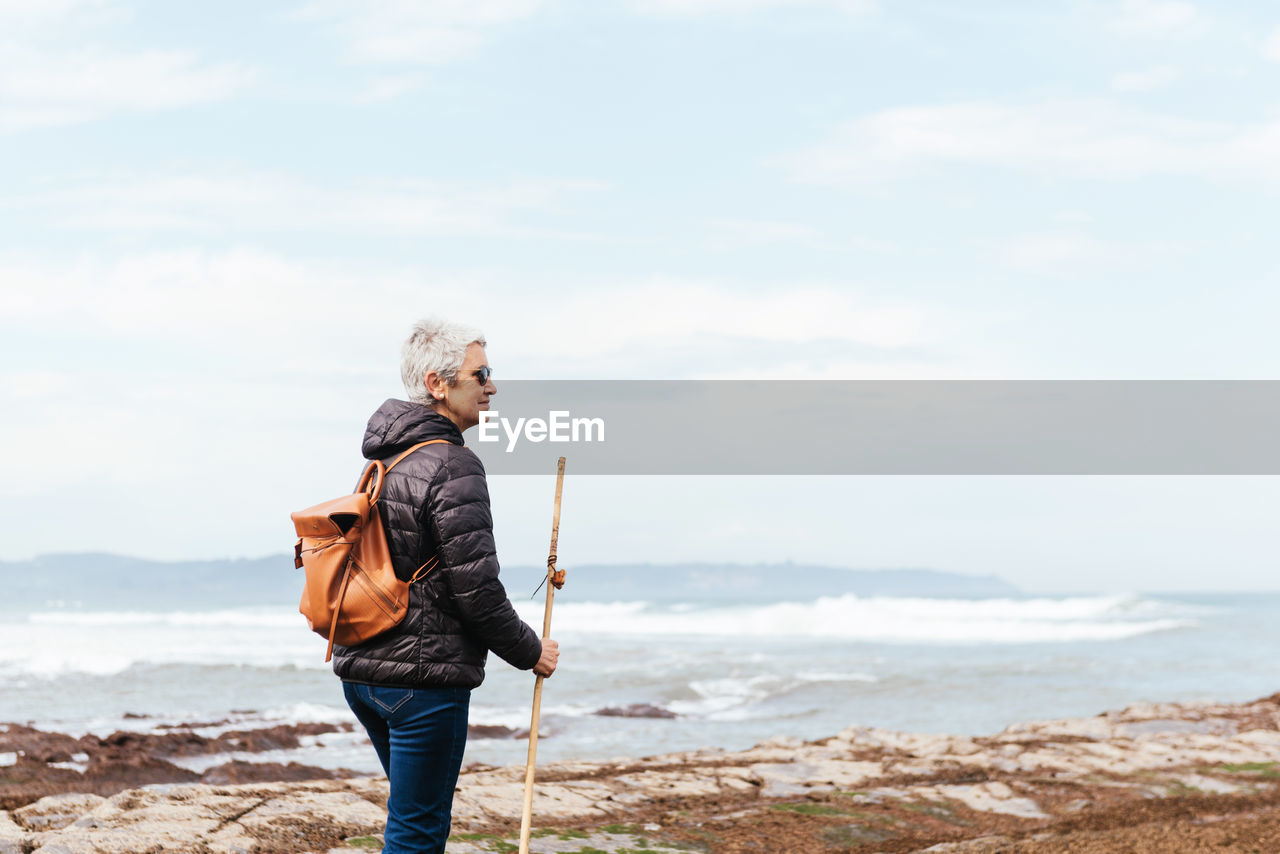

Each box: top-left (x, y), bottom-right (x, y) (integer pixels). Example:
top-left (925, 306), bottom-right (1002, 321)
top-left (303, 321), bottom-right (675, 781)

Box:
top-left (465, 381), bottom-right (1280, 474)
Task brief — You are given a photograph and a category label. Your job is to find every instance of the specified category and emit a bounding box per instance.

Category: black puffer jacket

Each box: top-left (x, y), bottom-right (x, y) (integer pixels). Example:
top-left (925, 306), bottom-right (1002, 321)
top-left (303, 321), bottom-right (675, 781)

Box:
top-left (331, 399), bottom-right (542, 688)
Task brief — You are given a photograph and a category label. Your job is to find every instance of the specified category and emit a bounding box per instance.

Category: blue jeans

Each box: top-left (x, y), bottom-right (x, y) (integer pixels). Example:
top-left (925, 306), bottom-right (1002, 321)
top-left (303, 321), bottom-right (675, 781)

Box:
top-left (343, 682), bottom-right (471, 854)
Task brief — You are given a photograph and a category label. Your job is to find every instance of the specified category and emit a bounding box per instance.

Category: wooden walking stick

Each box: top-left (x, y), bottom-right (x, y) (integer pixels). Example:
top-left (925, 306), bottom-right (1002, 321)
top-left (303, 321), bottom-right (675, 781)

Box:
top-left (518, 456), bottom-right (566, 854)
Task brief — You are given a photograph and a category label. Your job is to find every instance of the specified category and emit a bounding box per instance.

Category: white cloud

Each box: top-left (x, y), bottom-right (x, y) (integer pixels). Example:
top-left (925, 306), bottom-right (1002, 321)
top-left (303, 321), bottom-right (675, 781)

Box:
top-left (777, 99), bottom-right (1280, 184)
top-left (0, 248), bottom-right (983, 557)
top-left (0, 251), bottom-right (939, 379)
top-left (0, 0), bottom-right (254, 133)
top-left (1108, 0), bottom-right (1200, 38)
top-left (0, 370), bottom-right (73, 399)
top-left (0, 0), bottom-right (119, 33)
top-left (1053, 211), bottom-right (1095, 224)
top-left (479, 277), bottom-right (994, 380)
top-left (0, 249), bottom-right (412, 494)
top-left (701, 218), bottom-right (898, 254)
top-left (995, 230), bottom-right (1176, 275)
top-left (696, 358), bottom-right (991, 380)
top-left (1000, 231), bottom-right (1107, 272)
top-left (354, 72), bottom-right (431, 102)
top-left (1263, 26), bottom-right (1280, 61)
top-left (1109, 65), bottom-right (1178, 93)
top-left (8, 173), bottom-right (608, 238)
top-left (632, 0), bottom-right (876, 16)
top-left (0, 48), bottom-right (254, 133)
top-left (295, 0), bottom-right (545, 65)
top-left (535, 280), bottom-right (930, 354)
top-left (0, 250), bottom-right (389, 344)
top-left (704, 218), bottom-right (822, 247)
top-left (0, 250), bottom-right (955, 485)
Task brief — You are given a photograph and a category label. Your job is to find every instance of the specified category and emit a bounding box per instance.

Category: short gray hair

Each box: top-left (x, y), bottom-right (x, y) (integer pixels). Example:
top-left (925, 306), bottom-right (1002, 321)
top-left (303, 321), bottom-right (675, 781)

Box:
top-left (400, 317), bottom-right (487, 404)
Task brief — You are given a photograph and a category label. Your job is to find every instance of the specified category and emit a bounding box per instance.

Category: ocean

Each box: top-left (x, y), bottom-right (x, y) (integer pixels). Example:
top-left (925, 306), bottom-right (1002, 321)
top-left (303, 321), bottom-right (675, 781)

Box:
top-left (2, 589), bottom-right (1277, 775)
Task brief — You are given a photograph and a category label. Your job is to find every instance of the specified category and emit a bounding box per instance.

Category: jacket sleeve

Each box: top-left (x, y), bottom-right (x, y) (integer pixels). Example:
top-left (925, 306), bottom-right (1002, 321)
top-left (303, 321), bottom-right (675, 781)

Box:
top-left (425, 447), bottom-right (543, 671)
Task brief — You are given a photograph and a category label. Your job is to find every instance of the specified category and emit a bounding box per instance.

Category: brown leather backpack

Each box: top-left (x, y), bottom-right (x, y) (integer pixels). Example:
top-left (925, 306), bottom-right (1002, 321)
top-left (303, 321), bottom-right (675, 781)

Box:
top-left (291, 440), bottom-right (450, 661)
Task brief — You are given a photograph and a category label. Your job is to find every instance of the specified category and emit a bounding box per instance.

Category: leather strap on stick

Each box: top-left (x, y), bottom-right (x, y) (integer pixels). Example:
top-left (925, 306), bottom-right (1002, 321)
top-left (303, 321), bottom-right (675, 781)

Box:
top-left (519, 456), bottom-right (566, 854)
top-left (542, 458), bottom-right (566, 625)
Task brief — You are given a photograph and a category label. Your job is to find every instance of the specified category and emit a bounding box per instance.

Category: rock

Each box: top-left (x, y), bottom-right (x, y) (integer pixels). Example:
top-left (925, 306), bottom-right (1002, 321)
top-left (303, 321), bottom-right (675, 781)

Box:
top-left (452, 779), bottom-right (610, 824)
top-left (242, 789), bottom-right (386, 827)
top-left (84, 722), bottom-right (345, 760)
top-left (11, 693), bottom-right (1280, 852)
top-left (0, 719), bottom-right (369, 812)
top-left (1168, 773), bottom-right (1245, 795)
top-left (0, 809), bottom-right (27, 836)
top-left (927, 782), bottom-right (1047, 819)
top-left (0, 726), bottom-right (83, 765)
top-left (467, 724), bottom-right (523, 739)
top-left (916, 836), bottom-right (1015, 852)
top-left (749, 760), bottom-right (881, 797)
top-left (595, 703), bottom-right (678, 719)
top-left (203, 823), bottom-right (257, 854)
top-left (13, 793), bottom-right (106, 831)
top-left (0, 812), bottom-right (30, 854)
top-left (83, 752), bottom-right (201, 791)
top-left (201, 760), bottom-right (352, 785)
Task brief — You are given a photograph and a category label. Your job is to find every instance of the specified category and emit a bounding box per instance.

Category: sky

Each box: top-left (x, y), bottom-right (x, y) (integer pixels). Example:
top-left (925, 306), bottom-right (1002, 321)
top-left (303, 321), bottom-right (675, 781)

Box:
top-left (2, 0), bottom-right (1279, 592)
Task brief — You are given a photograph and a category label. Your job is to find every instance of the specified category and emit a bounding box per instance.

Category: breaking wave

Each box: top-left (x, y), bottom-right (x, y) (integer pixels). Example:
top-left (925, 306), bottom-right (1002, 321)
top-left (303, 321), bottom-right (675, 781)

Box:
top-left (1, 594), bottom-right (1198, 678)
top-left (513, 594), bottom-right (1197, 644)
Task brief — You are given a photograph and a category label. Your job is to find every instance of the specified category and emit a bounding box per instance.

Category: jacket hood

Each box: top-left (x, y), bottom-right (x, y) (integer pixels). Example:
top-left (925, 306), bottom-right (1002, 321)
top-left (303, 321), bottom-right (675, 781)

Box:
top-left (362, 398), bottom-right (464, 460)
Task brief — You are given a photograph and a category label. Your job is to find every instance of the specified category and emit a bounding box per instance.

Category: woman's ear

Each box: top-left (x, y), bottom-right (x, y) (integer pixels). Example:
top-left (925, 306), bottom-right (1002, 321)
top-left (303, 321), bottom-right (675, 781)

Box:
top-left (424, 371), bottom-right (447, 401)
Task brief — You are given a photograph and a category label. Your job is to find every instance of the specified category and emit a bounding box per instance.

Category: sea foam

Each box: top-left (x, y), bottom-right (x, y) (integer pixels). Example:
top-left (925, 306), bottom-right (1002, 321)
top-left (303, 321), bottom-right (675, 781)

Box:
top-left (514, 594), bottom-right (1196, 644)
top-left (1, 594), bottom-right (1197, 678)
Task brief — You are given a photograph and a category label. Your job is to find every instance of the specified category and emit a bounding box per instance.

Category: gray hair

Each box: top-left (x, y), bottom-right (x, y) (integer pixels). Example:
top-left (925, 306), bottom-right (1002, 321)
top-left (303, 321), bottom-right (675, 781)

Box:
top-left (400, 317), bottom-right (487, 404)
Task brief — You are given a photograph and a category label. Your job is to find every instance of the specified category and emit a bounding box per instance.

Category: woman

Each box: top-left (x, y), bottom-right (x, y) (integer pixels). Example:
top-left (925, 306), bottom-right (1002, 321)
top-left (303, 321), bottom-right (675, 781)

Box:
top-left (333, 317), bottom-right (559, 854)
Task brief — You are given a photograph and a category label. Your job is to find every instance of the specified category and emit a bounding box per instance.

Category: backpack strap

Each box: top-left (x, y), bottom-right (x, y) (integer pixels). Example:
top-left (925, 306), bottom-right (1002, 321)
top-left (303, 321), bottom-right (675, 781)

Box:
top-left (355, 438), bottom-right (456, 495)
top-left (361, 438), bottom-right (456, 594)
top-left (386, 438), bottom-right (455, 474)
top-left (325, 568), bottom-right (355, 663)
top-left (408, 554), bottom-right (440, 584)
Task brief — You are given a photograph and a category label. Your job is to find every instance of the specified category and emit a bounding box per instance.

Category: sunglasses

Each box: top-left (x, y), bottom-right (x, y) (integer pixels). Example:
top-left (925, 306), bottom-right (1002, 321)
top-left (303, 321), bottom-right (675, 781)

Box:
top-left (470, 365), bottom-right (493, 385)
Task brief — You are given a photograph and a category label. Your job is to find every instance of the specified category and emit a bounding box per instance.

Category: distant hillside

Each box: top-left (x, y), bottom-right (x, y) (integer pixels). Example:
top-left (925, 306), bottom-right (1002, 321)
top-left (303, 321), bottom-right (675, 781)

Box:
top-left (1, 553), bottom-right (300, 612)
top-left (1, 554), bottom-right (1020, 611)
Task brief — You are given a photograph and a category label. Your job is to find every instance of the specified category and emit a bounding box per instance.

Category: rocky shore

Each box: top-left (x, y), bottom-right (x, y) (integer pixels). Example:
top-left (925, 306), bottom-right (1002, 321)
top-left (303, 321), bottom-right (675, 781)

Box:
top-left (6, 693), bottom-right (1280, 853)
